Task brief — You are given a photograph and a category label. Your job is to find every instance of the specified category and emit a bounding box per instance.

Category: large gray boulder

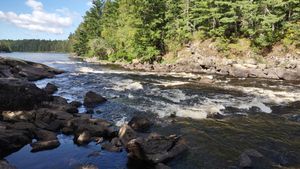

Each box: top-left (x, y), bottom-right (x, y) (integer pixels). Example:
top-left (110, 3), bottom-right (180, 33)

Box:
top-left (126, 133), bottom-right (188, 164)
top-left (0, 57), bottom-right (64, 81)
top-left (84, 91), bottom-right (107, 108)
top-left (0, 78), bottom-right (51, 111)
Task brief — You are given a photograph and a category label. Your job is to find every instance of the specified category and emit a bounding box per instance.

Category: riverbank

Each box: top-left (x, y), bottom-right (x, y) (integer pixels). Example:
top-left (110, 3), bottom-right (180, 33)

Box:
top-left (78, 40), bottom-right (300, 81)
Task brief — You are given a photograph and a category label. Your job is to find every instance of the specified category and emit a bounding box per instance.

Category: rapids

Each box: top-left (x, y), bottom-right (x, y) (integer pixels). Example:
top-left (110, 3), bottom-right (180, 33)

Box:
top-left (1, 52), bottom-right (300, 169)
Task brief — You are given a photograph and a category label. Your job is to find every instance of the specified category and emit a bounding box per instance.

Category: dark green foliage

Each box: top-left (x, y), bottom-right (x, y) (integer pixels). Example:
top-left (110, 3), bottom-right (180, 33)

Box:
top-left (0, 42), bottom-right (11, 52)
top-left (71, 0), bottom-right (300, 61)
top-left (0, 39), bottom-right (70, 53)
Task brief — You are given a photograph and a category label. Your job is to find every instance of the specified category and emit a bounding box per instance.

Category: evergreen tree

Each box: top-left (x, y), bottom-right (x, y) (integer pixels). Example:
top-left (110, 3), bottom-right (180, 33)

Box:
top-left (70, 0), bottom-right (300, 61)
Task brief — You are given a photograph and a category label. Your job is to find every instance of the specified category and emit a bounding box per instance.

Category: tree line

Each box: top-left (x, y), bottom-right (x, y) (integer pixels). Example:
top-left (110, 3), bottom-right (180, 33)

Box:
top-left (71, 0), bottom-right (300, 62)
top-left (0, 39), bottom-right (71, 53)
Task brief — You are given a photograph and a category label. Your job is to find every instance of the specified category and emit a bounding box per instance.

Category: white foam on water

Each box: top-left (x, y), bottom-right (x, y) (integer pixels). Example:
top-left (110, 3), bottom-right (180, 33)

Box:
top-left (46, 61), bottom-right (83, 65)
top-left (138, 97), bottom-right (227, 119)
top-left (161, 89), bottom-right (197, 103)
top-left (105, 79), bottom-right (144, 91)
top-left (78, 67), bottom-right (104, 74)
top-left (236, 98), bottom-right (272, 113)
top-left (158, 81), bottom-right (190, 87)
top-left (224, 85), bottom-right (300, 105)
top-left (116, 117), bottom-right (128, 127)
top-left (128, 93), bottom-right (134, 99)
top-left (77, 66), bottom-right (214, 80)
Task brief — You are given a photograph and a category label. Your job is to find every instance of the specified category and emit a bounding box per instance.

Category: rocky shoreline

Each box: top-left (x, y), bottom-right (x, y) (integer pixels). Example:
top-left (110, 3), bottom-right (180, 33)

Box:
top-left (81, 42), bottom-right (300, 81)
top-left (0, 57), bottom-right (187, 169)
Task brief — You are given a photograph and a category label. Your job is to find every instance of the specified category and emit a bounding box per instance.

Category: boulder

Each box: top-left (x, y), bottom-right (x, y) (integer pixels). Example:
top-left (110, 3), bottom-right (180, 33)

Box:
top-left (74, 131), bottom-right (92, 145)
top-left (229, 64), bottom-right (249, 78)
top-left (111, 137), bottom-right (122, 147)
top-left (2, 110), bottom-right (35, 122)
top-left (126, 134), bottom-right (188, 164)
top-left (34, 108), bottom-right (57, 123)
top-left (70, 101), bottom-right (82, 108)
top-left (0, 57), bottom-right (64, 81)
top-left (199, 77), bottom-right (215, 84)
top-left (67, 117), bottom-right (115, 142)
top-left (101, 142), bottom-right (122, 152)
top-left (282, 70), bottom-right (299, 81)
top-left (61, 127), bottom-right (73, 135)
top-left (0, 122), bottom-right (9, 130)
top-left (128, 116), bottom-right (153, 132)
top-left (74, 113), bottom-right (92, 119)
top-left (206, 112), bottom-right (224, 119)
top-left (31, 140), bottom-right (60, 152)
top-left (9, 122), bottom-right (36, 134)
top-left (0, 129), bottom-right (32, 158)
top-left (119, 125), bottom-right (137, 146)
top-left (44, 83), bottom-right (58, 94)
top-left (41, 96), bottom-right (79, 114)
top-left (84, 91), bottom-right (107, 108)
top-left (248, 68), bottom-right (267, 78)
top-left (30, 130), bottom-right (60, 152)
top-left (0, 78), bottom-right (50, 111)
top-left (46, 120), bottom-right (63, 132)
top-left (239, 149), bottom-right (266, 169)
top-left (34, 129), bottom-right (58, 141)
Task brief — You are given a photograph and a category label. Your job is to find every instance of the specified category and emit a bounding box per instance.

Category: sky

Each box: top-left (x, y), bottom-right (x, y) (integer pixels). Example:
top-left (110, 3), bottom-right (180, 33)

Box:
top-left (0, 0), bottom-right (93, 40)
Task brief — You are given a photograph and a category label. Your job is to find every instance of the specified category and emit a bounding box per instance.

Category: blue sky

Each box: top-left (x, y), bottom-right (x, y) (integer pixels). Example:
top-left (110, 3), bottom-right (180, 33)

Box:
top-left (0, 0), bottom-right (92, 40)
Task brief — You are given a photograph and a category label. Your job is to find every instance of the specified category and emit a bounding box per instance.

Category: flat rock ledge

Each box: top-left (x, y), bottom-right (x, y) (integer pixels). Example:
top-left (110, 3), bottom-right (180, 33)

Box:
top-left (0, 56), bottom-right (64, 81)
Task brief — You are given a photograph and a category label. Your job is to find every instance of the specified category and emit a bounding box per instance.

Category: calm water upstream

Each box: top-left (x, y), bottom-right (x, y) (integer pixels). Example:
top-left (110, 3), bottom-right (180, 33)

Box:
top-left (1, 52), bottom-right (300, 169)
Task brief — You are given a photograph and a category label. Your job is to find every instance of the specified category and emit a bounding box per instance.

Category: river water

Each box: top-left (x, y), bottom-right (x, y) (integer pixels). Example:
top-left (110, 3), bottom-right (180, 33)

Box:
top-left (2, 52), bottom-right (300, 169)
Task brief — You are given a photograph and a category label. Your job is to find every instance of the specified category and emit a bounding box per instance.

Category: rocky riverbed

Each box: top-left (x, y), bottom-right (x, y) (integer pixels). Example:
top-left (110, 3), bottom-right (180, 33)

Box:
top-left (0, 57), bottom-right (187, 169)
top-left (1, 53), bottom-right (300, 169)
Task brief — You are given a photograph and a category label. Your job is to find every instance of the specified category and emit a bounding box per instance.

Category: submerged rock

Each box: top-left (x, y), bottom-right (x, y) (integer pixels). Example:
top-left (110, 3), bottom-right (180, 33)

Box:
top-left (84, 91), bottom-right (107, 108)
top-left (44, 83), bottom-right (58, 95)
top-left (239, 149), bottom-right (267, 169)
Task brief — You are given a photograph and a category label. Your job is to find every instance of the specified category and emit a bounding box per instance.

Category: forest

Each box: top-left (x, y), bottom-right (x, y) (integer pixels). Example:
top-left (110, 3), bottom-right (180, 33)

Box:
top-left (0, 39), bottom-right (71, 53)
top-left (70, 0), bottom-right (300, 62)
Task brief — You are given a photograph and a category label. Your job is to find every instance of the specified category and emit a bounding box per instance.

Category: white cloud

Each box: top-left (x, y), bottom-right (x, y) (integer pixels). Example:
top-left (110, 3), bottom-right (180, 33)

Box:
top-left (0, 0), bottom-right (73, 34)
top-left (26, 0), bottom-right (43, 11)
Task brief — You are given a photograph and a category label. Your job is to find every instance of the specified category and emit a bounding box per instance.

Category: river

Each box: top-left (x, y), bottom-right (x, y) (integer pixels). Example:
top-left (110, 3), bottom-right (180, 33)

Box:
top-left (1, 52), bottom-right (300, 169)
